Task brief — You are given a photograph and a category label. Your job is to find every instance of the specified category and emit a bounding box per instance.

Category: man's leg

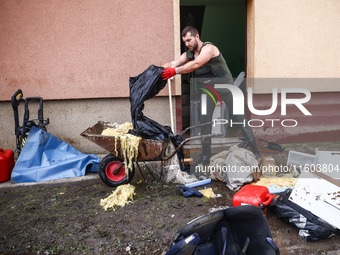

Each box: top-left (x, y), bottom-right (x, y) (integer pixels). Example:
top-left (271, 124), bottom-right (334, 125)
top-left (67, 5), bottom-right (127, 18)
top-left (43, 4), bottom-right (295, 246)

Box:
top-left (232, 114), bottom-right (260, 159)
top-left (198, 91), bottom-right (215, 164)
top-left (219, 90), bottom-right (260, 159)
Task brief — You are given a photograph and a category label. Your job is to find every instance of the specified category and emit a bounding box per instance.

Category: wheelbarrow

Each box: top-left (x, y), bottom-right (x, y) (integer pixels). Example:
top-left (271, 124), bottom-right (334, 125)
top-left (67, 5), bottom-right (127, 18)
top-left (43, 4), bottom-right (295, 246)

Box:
top-left (80, 121), bottom-right (216, 187)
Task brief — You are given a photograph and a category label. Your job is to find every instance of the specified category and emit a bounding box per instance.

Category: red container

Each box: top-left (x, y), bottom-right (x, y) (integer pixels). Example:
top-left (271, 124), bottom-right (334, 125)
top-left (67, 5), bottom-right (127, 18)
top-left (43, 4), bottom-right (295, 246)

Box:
top-left (232, 185), bottom-right (275, 214)
top-left (0, 148), bottom-right (15, 182)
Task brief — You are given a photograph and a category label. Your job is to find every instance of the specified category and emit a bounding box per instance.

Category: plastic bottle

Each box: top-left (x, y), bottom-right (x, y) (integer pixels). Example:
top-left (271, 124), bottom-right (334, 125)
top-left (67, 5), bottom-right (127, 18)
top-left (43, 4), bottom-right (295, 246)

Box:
top-left (0, 148), bottom-right (14, 182)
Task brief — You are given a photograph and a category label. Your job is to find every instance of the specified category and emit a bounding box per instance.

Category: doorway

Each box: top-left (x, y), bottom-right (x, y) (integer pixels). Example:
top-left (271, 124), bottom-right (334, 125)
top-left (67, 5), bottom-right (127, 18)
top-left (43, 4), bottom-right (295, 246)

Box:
top-left (180, 0), bottom-right (247, 130)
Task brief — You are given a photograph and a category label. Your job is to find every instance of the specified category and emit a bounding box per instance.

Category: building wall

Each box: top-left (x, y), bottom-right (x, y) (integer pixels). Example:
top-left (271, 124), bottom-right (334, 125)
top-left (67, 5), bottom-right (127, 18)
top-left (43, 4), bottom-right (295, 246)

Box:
top-left (0, 0), bottom-right (180, 100)
top-left (247, 0), bottom-right (340, 143)
top-left (247, 0), bottom-right (340, 92)
top-left (0, 97), bottom-right (175, 155)
top-left (0, 0), bottom-right (180, 154)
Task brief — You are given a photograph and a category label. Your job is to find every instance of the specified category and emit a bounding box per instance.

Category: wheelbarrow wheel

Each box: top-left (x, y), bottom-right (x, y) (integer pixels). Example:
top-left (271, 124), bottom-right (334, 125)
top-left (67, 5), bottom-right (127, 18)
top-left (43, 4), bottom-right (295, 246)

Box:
top-left (99, 154), bottom-right (135, 187)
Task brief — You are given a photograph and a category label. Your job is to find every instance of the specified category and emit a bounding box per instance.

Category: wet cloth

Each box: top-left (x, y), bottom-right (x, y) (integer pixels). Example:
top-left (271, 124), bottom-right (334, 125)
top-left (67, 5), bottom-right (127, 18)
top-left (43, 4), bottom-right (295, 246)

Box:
top-left (209, 145), bottom-right (258, 191)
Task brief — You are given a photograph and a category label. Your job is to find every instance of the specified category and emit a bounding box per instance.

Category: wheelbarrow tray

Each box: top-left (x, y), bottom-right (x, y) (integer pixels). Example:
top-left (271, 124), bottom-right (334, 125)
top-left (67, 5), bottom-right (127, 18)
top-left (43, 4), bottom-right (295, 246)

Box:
top-left (80, 121), bottom-right (167, 161)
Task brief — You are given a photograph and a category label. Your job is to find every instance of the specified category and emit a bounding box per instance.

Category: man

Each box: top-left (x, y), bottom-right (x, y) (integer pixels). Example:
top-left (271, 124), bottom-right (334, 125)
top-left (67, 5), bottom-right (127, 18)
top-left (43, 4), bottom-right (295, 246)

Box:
top-left (161, 26), bottom-right (260, 164)
top-left (161, 26), bottom-right (233, 83)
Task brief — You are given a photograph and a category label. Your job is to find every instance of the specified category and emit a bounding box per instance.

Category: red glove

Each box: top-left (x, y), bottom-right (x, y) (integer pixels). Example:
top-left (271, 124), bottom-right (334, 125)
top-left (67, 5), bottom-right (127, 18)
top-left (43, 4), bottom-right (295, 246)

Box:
top-left (161, 67), bottom-right (177, 80)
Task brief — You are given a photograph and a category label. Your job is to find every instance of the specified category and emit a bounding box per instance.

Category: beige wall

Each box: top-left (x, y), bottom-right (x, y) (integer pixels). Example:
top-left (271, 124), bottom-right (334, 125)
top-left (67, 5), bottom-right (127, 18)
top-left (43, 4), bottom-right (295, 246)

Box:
top-left (247, 0), bottom-right (340, 93)
top-left (0, 0), bottom-right (180, 100)
top-left (0, 97), bottom-right (175, 155)
top-left (0, 0), bottom-right (180, 154)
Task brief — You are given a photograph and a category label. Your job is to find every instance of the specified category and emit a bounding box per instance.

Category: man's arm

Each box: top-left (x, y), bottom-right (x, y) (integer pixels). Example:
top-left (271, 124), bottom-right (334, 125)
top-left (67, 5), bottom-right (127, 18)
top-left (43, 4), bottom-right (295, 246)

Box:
top-left (162, 52), bottom-right (189, 68)
top-left (161, 44), bottom-right (215, 80)
top-left (176, 44), bottom-right (214, 74)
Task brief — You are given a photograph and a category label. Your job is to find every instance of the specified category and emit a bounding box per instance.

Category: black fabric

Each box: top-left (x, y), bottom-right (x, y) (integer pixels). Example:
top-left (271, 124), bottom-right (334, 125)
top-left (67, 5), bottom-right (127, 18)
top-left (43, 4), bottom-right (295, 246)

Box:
top-left (186, 42), bottom-right (211, 61)
top-left (275, 189), bottom-right (339, 242)
top-left (129, 65), bottom-right (184, 166)
top-left (129, 65), bottom-right (168, 140)
top-left (166, 233), bottom-right (200, 255)
top-left (168, 205), bottom-right (279, 255)
top-left (186, 42), bottom-right (233, 83)
top-left (193, 242), bottom-right (218, 255)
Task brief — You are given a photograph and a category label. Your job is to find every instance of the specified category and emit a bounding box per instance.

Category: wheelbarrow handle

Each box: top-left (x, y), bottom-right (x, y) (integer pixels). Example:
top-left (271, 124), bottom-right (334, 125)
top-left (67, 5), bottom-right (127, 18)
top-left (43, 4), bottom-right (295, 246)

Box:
top-left (163, 133), bottom-right (220, 161)
top-left (180, 122), bottom-right (213, 137)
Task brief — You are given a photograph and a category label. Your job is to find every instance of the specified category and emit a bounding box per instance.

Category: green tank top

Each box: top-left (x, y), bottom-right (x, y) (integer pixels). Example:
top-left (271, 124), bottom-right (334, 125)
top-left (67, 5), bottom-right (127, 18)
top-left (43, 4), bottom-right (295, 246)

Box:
top-left (186, 42), bottom-right (233, 83)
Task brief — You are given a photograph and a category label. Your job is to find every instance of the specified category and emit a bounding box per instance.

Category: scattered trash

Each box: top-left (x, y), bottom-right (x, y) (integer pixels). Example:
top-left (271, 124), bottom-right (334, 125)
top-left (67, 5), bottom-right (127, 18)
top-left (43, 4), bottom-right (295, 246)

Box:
top-left (0, 148), bottom-right (14, 182)
top-left (209, 206), bottom-right (230, 213)
top-left (184, 178), bottom-right (211, 188)
top-left (258, 139), bottom-right (285, 152)
top-left (209, 145), bottom-right (258, 191)
top-left (251, 174), bottom-right (297, 194)
top-left (164, 143), bottom-right (198, 185)
top-left (261, 156), bottom-right (277, 177)
top-left (287, 148), bottom-right (340, 178)
top-left (101, 122), bottom-right (142, 171)
top-left (232, 184), bottom-right (275, 214)
top-left (101, 122), bottom-right (133, 136)
top-left (314, 149), bottom-right (340, 180)
top-left (288, 169), bottom-right (340, 229)
top-left (100, 184), bottom-right (136, 211)
top-left (199, 188), bottom-right (216, 198)
top-left (287, 150), bottom-right (314, 171)
top-left (176, 185), bottom-right (202, 198)
top-left (125, 245), bottom-right (132, 254)
top-left (212, 194), bottom-right (222, 198)
top-left (275, 189), bottom-right (339, 242)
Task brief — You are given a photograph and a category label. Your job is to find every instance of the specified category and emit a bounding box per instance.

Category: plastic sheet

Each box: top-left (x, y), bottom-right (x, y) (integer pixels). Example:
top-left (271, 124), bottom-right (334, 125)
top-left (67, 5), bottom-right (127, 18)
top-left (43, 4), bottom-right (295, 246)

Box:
top-left (11, 127), bottom-right (99, 183)
top-left (129, 65), bottom-right (168, 141)
top-left (129, 65), bottom-right (184, 168)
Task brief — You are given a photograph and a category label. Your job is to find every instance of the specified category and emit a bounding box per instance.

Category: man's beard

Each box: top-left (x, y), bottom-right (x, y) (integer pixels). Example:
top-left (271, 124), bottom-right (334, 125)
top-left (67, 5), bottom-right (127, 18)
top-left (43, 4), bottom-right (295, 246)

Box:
top-left (192, 39), bottom-right (198, 51)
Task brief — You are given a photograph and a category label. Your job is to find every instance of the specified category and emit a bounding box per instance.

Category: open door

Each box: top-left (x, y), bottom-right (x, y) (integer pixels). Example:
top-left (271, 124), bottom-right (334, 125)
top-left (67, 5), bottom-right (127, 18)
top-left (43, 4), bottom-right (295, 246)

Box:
top-left (180, 0), bottom-right (247, 131)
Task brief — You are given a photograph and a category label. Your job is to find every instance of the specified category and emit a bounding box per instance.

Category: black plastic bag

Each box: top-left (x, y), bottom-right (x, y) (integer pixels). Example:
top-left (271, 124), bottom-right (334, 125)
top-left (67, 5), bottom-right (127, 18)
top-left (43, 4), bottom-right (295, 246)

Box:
top-left (129, 65), bottom-right (168, 141)
top-left (275, 189), bottom-right (339, 242)
top-left (129, 65), bottom-right (184, 166)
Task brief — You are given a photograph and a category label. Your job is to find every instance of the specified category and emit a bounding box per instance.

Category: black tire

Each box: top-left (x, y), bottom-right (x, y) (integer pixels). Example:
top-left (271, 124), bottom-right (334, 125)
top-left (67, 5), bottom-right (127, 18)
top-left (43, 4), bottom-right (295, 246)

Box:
top-left (99, 154), bottom-right (135, 187)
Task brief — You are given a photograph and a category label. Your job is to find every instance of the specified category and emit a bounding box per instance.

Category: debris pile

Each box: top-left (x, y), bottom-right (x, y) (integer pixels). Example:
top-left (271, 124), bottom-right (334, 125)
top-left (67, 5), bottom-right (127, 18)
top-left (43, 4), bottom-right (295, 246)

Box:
top-left (102, 122), bottom-right (141, 171)
top-left (100, 184), bottom-right (136, 211)
top-left (199, 187), bottom-right (216, 198)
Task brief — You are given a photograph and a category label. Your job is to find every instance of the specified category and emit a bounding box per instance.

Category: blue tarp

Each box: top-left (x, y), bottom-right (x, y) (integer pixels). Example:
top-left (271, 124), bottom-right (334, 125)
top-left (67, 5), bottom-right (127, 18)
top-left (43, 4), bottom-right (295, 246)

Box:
top-left (11, 127), bottom-right (99, 183)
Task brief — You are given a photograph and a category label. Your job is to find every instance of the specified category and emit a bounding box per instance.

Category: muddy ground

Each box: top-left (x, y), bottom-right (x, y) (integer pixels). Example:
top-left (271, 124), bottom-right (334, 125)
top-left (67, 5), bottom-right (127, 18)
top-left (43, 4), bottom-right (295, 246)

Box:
top-left (1, 141), bottom-right (340, 255)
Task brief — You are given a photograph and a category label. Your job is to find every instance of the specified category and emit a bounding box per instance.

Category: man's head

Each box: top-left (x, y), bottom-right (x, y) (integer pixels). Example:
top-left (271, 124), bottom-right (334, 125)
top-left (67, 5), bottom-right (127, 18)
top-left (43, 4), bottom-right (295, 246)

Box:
top-left (181, 26), bottom-right (201, 52)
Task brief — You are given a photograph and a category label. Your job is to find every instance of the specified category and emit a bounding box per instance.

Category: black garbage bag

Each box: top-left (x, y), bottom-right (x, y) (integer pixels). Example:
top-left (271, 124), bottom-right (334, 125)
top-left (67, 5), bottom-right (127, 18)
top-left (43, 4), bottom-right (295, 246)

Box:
top-left (275, 189), bottom-right (339, 242)
top-left (129, 65), bottom-right (184, 166)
